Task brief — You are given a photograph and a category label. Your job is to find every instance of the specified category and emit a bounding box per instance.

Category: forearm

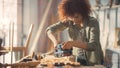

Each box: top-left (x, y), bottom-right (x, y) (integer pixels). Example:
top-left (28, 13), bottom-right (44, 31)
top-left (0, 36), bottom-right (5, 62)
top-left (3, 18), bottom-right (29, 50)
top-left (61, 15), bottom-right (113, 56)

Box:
top-left (62, 41), bottom-right (87, 50)
top-left (47, 30), bottom-right (58, 47)
top-left (73, 41), bottom-right (87, 49)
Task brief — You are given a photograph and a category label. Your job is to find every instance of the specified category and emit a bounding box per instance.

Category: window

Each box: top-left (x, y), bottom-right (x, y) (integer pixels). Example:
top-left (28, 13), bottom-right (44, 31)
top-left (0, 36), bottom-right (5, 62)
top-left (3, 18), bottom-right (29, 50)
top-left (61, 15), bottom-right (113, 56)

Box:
top-left (0, 0), bottom-right (22, 64)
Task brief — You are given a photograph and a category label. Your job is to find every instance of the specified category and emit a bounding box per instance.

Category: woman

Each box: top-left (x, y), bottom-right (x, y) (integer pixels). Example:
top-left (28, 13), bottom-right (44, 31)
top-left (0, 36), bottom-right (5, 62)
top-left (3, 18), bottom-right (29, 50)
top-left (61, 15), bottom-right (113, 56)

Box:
top-left (46, 0), bottom-right (104, 66)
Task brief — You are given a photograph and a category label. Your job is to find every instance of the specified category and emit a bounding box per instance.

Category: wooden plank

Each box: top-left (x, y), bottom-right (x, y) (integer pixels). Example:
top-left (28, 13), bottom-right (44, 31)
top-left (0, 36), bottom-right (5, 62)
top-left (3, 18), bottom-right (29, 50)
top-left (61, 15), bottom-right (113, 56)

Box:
top-left (1, 61), bottom-right (40, 67)
top-left (0, 50), bottom-right (10, 53)
top-left (0, 47), bottom-right (26, 52)
top-left (24, 24), bottom-right (34, 56)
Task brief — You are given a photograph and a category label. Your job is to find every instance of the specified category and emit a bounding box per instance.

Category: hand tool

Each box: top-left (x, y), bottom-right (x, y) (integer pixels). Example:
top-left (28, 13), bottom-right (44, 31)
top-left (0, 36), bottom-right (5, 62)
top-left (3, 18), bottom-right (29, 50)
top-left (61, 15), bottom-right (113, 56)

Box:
top-left (54, 44), bottom-right (72, 57)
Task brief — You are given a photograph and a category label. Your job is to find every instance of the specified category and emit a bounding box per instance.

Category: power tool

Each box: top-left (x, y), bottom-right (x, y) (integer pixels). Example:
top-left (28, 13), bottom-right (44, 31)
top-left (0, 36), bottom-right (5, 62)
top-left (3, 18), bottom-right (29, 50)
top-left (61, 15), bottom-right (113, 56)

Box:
top-left (54, 44), bottom-right (72, 57)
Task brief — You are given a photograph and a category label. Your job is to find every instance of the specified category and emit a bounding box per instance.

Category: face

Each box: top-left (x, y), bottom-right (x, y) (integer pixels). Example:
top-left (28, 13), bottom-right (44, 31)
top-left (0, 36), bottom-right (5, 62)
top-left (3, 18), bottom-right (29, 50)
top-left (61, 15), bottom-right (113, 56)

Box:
top-left (68, 14), bottom-right (82, 24)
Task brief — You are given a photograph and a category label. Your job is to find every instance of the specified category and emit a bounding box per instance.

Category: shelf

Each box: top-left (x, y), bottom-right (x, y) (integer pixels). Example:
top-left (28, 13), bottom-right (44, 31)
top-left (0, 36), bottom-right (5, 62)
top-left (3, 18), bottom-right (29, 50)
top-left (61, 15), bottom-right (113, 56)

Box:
top-left (92, 5), bottom-right (120, 10)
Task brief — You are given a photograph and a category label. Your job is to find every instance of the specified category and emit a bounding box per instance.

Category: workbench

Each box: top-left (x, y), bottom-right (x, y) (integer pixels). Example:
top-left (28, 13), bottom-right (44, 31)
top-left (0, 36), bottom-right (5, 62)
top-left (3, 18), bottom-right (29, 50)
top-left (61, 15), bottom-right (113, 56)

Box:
top-left (37, 65), bottom-right (106, 68)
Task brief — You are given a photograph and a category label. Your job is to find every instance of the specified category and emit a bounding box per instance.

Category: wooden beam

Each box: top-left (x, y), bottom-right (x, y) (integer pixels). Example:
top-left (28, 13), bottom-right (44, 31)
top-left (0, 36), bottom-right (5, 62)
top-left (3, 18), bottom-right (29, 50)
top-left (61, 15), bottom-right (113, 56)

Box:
top-left (24, 24), bottom-right (34, 56)
top-left (30, 0), bottom-right (53, 54)
top-left (0, 47), bottom-right (26, 52)
top-left (1, 61), bottom-right (40, 67)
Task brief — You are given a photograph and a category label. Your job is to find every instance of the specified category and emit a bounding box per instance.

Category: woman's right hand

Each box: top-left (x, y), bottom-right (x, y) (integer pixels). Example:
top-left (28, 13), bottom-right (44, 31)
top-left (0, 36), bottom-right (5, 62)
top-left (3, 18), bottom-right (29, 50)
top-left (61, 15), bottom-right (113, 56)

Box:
top-left (62, 41), bottom-right (73, 49)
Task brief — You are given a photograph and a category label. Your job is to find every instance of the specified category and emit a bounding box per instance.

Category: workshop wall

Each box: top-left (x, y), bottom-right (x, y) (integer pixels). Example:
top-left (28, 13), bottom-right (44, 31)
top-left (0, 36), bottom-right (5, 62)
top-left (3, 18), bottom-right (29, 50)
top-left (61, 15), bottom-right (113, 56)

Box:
top-left (21, 0), bottom-right (120, 68)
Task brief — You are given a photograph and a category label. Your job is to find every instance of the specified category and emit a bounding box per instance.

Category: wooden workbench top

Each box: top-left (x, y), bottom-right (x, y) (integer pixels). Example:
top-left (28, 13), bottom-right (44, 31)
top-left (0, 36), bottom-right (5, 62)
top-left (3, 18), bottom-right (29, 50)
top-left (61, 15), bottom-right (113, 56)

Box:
top-left (37, 65), bottom-right (106, 68)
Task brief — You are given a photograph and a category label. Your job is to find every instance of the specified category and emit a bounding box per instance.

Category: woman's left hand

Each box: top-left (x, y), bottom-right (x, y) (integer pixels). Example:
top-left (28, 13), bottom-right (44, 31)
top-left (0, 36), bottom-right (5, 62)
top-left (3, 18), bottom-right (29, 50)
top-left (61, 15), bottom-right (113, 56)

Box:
top-left (62, 41), bottom-right (74, 49)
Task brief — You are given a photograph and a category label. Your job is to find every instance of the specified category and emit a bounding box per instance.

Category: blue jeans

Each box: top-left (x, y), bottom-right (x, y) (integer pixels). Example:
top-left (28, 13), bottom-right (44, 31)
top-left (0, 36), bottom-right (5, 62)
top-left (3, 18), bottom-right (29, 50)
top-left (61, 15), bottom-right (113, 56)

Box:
top-left (77, 58), bottom-right (87, 66)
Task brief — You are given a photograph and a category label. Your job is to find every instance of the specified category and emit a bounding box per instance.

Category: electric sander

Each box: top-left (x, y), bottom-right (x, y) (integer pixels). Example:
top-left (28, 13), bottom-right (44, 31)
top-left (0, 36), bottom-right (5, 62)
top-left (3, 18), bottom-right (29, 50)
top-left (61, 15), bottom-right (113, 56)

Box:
top-left (54, 44), bottom-right (72, 57)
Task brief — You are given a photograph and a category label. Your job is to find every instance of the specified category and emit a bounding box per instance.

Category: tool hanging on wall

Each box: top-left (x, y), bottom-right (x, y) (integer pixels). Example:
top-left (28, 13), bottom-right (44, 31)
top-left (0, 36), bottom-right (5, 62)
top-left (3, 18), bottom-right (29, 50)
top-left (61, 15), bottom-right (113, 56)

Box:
top-left (104, 1), bottom-right (114, 67)
top-left (107, 0), bottom-right (113, 19)
top-left (105, 0), bottom-right (113, 49)
top-left (115, 6), bottom-right (119, 47)
top-left (114, 0), bottom-right (120, 5)
top-left (95, 0), bottom-right (102, 7)
top-left (117, 30), bottom-right (120, 46)
top-left (102, 9), bottom-right (106, 35)
top-left (92, 0), bottom-right (102, 20)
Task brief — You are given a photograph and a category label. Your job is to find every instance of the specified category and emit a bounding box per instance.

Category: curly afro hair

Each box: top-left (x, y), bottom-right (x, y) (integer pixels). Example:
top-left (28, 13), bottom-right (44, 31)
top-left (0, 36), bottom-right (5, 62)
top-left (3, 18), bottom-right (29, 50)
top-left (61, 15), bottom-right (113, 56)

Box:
top-left (58, 0), bottom-right (91, 21)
